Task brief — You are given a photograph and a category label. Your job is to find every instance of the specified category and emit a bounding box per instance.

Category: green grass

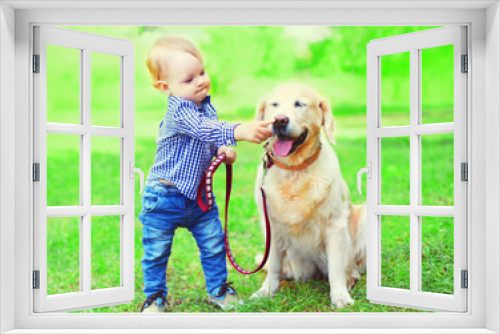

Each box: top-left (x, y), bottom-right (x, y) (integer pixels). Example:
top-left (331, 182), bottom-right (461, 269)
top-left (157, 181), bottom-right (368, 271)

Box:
top-left (45, 110), bottom-right (455, 313)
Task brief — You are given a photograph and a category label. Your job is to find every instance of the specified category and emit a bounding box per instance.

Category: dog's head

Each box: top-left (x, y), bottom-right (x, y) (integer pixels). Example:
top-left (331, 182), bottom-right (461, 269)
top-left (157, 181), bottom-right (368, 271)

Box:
top-left (255, 83), bottom-right (335, 160)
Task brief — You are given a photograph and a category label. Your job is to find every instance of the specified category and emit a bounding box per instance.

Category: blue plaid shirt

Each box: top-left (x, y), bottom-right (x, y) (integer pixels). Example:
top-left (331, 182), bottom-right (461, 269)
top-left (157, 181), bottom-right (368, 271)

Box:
top-left (148, 95), bottom-right (238, 200)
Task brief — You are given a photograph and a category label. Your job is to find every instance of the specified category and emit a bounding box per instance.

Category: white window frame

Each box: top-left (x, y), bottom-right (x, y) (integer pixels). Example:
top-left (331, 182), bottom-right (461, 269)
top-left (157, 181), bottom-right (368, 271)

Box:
top-left (0, 1), bottom-right (499, 333)
top-left (32, 26), bottom-right (136, 313)
top-left (366, 26), bottom-right (468, 312)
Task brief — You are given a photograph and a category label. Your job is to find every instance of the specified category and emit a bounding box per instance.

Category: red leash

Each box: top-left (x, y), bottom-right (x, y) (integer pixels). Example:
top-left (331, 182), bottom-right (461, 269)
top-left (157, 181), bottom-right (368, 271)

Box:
top-left (197, 153), bottom-right (271, 275)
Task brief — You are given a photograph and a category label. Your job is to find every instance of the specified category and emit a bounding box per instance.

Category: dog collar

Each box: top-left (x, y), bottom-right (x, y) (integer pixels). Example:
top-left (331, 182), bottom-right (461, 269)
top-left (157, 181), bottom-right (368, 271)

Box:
top-left (265, 142), bottom-right (322, 171)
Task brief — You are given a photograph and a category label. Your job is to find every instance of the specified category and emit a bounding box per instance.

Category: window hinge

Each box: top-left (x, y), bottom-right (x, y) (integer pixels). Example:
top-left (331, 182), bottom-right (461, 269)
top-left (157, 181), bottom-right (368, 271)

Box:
top-left (33, 270), bottom-right (40, 289)
top-left (461, 54), bottom-right (468, 73)
top-left (461, 270), bottom-right (468, 289)
top-left (461, 162), bottom-right (468, 181)
top-left (33, 163), bottom-right (40, 182)
top-left (33, 54), bottom-right (40, 73)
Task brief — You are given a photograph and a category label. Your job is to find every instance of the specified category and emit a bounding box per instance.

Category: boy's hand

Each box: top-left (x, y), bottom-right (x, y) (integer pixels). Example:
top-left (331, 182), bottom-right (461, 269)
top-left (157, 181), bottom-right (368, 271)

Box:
top-left (234, 119), bottom-right (275, 144)
top-left (217, 146), bottom-right (237, 165)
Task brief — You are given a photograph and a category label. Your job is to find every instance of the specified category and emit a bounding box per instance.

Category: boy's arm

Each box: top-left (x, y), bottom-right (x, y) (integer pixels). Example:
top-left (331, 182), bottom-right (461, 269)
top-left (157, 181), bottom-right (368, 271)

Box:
top-left (172, 100), bottom-right (239, 148)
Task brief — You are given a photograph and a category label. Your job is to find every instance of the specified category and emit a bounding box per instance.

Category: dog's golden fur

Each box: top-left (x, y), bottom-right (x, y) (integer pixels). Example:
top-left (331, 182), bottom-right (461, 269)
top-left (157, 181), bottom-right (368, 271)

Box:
top-left (251, 83), bottom-right (366, 308)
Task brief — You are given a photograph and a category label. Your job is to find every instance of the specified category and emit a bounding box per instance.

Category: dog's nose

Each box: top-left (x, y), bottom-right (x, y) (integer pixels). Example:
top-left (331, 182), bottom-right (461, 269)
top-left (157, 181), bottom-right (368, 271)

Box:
top-left (273, 114), bottom-right (289, 134)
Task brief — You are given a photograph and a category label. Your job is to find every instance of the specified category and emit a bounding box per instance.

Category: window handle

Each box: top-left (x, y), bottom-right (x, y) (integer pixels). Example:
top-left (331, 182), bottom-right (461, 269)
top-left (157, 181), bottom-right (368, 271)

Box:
top-left (357, 162), bottom-right (372, 195)
top-left (129, 162), bottom-right (145, 195)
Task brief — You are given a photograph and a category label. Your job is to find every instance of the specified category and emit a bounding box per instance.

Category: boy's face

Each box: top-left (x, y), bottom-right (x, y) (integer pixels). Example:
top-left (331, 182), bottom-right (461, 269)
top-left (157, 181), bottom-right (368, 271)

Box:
top-left (161, 51), bottom-right (211, 105)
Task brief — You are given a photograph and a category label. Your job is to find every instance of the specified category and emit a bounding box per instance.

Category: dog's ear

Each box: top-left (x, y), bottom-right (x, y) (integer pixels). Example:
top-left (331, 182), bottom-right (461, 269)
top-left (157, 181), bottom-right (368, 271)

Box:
top-left (319, 97), bottom-right (336, 145)
top-left (255, 98), bottom-right (267, 121)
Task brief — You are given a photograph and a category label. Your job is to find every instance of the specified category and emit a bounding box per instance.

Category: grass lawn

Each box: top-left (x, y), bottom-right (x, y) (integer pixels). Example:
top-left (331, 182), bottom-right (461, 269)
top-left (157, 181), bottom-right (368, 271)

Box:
top-left (45, 111), bottom-right (454, 313)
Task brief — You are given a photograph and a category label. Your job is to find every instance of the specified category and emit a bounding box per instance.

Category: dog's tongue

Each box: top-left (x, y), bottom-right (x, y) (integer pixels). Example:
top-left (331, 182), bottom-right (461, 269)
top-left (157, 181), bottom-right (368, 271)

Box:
top-left (273, 138), bottom-right (294, 157)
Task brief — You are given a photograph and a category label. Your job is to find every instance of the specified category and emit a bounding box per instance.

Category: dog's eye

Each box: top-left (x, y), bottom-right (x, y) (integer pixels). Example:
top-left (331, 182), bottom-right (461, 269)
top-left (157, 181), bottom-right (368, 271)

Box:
top-left (270, 102), bottom-right (279, 108)
top-left (295, 101), bottom-right (306, 108)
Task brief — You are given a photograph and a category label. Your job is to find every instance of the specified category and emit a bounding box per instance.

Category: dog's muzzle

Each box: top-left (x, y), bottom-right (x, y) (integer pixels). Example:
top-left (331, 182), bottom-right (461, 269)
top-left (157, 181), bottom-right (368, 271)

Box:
top-left (272, 114), bottom-right (290, 136)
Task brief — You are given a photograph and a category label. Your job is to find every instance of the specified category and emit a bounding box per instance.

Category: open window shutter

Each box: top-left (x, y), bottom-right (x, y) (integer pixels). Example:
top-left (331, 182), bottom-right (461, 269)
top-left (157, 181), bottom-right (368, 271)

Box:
top-left (366, 26), bottom-right (467, 312)
top-left (33, 26), bottom-right (136, 312)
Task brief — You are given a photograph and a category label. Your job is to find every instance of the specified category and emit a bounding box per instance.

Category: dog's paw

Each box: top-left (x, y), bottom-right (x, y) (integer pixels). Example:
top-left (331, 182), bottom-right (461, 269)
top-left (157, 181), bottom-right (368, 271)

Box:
top-left (250, 289), bottom-right (272, 300)
top-left (330, 290), bottom-right (354, 309)
top-left (250, 292), bottom-right (264, 300)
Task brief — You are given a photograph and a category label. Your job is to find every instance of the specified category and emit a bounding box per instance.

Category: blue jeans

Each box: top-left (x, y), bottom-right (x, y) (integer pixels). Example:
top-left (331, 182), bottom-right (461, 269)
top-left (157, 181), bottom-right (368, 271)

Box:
top-left (139, 180), bottom-right (227, 300)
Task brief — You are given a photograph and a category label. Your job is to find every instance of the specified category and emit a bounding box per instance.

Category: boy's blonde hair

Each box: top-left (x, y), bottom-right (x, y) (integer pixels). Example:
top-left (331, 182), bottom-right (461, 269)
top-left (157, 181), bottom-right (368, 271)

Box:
top-left (146, 36), bottom-right (204, 90)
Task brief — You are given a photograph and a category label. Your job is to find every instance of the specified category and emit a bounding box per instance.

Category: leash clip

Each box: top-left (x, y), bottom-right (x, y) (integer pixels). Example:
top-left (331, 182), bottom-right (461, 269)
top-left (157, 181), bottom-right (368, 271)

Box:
top-left (261, 152), bottom-right (272, 187)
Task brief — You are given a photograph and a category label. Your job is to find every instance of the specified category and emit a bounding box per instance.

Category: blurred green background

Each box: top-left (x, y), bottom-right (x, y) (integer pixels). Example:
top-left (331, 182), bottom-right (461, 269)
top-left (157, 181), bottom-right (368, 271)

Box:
top-left (44, 26), bottom-right (455, 313)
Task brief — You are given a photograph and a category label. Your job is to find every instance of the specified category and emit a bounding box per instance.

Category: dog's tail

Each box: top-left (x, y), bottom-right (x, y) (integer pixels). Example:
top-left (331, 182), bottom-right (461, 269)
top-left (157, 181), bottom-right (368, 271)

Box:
top-left (350, 203), bottom-right (367, 274)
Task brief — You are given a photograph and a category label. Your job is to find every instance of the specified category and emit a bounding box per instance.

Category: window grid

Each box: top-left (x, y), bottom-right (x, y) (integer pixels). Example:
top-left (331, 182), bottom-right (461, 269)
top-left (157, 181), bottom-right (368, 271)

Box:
top-left (34, 26), bottom-right (135, 313)
top-left (366, 26), bottom-right (467, 312)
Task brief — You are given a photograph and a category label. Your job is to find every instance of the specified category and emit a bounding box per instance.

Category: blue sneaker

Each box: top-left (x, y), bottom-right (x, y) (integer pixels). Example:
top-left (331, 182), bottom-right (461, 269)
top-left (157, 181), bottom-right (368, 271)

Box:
top-left (208, 282), bottom-right (243, 310)
top-left (141, 290), bottom-right (169, 313)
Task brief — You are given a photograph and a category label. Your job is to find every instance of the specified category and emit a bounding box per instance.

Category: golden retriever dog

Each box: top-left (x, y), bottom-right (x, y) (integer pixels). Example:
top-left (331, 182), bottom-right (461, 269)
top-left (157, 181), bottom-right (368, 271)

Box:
top-left (251, 83), bottom-right (366, 309)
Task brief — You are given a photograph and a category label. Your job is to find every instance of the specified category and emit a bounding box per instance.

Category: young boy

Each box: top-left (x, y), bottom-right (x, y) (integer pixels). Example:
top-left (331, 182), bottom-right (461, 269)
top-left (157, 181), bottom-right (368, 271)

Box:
top-left (140, 36), bottom-right (274, 312)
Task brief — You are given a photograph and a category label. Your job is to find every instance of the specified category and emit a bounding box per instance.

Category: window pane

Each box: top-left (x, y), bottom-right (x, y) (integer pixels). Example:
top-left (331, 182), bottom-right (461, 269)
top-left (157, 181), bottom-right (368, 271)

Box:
top-left (47, 133), bottom-right (80, 206)
top-left (421, 216), bottom-right (454, 294)
top-left (421, 133), bottom-right (454, 206)
top-left (421, 45), bottom-right (454, 124)
top-left (91, 216), bottom-right (121, 290)
top-left (47, 44), bottom-right (80, 124)
top-left (381, 136), bottom-right (410, 205)
top-left (91, 136), bottom-right (121, 205)
top-left (47, 217), bottom-right (80, 295)
top-left (381, 52), bottom-right (410, 127)
top-left (381, 215), bottom-right (410, 290)
top-left (91, 52), bottom-right (121, 127)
